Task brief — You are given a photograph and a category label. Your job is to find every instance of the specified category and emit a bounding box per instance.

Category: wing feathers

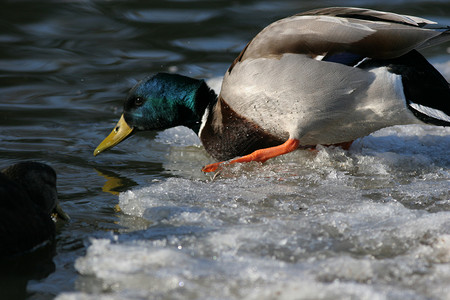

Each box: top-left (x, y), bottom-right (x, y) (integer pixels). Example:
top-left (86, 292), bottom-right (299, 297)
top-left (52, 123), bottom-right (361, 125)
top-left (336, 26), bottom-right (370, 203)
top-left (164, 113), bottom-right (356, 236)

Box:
top-left (296, 7), bottom-right (436, 27)
top-left (409, 103), bottom-right (450, 124)
top-left (230, 7), bottom-right (447, 71)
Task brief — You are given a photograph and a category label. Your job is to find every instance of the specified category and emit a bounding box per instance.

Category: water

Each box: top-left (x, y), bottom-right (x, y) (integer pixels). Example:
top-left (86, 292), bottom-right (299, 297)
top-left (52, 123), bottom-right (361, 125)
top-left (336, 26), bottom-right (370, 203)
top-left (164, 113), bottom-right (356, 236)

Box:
top-left (0, 0), bottom-right (449, 299)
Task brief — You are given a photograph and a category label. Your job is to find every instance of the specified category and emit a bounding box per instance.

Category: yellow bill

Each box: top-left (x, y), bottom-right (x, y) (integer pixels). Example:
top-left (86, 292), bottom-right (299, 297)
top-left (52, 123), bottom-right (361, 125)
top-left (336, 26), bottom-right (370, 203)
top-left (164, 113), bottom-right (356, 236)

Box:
top-left (53, 203), bottom-right (70, 221)
top-left (94, 114), bottom-right (134, 156)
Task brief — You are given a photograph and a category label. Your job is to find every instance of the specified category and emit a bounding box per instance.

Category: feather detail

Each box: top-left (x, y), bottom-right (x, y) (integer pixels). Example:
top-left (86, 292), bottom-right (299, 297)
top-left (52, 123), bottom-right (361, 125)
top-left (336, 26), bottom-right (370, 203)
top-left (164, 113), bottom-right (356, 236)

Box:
top-left (409, 103), bottom-right (450, 124)
top-left (228, 7), bottom-right (448, 73)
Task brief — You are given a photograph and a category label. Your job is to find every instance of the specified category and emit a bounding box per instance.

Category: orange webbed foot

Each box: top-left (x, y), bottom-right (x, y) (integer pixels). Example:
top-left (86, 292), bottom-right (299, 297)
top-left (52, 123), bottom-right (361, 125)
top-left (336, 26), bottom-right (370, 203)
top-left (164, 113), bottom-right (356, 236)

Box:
top-left (202, 161), bottom-right (224, 173)
top-left (202, 139), bottom-right (300, 173)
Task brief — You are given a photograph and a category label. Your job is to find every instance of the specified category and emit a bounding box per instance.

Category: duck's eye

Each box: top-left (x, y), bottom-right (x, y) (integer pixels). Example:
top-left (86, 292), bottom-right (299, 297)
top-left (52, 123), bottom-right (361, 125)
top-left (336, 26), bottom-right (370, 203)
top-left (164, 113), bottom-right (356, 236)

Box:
top-left (134, 97), bottom-right (144, 106)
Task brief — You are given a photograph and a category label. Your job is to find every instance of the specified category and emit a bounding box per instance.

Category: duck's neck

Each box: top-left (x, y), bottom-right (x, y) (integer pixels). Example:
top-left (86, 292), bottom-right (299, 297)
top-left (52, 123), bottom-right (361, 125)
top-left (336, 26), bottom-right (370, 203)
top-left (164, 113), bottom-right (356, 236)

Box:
top-left (166, 74), bottom-right (217, 134)
top-left (188, 79), bottom-right (218, 134)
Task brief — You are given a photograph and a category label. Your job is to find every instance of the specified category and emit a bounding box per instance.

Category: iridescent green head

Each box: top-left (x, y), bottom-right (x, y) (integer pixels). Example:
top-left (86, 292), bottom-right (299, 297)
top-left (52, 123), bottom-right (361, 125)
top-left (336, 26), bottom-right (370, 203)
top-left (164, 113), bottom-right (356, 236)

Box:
top-left (94, 73), bottom-right (216, 156)
top-left (124, 73), bottom-right (205, 131)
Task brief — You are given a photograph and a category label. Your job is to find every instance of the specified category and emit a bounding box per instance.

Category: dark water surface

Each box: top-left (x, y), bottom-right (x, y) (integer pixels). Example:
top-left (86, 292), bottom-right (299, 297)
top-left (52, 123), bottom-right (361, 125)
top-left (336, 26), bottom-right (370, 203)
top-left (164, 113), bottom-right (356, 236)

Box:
top-left (1, 0), bottom-right (449, 299)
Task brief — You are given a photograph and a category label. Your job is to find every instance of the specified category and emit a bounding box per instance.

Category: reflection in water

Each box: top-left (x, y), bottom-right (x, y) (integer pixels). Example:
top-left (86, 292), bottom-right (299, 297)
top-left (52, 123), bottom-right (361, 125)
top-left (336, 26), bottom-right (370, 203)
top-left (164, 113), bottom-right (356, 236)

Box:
top-left (95, 168), bottom-right (137, 196)
top-left (0, 242), bottom-right (56, 300)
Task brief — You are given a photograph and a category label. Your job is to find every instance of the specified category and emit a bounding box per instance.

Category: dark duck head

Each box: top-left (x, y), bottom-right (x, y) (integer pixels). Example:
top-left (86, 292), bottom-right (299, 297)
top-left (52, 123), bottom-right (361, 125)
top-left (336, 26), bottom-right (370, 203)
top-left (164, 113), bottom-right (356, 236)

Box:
top-left (94, 73), bottom-right (217, 156)
top-left (0, 162), bottom-right (69, 257)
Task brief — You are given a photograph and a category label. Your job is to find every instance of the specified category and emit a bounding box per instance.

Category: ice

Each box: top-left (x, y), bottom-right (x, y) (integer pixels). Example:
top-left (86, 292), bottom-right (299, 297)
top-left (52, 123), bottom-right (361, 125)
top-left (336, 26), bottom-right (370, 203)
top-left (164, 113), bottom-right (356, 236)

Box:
top-left (206, 76), bottom-right (223, 94)
top-left (155, 126), bottom-right (201, 147)
top-left (58, 122), bottom-right (450, 300)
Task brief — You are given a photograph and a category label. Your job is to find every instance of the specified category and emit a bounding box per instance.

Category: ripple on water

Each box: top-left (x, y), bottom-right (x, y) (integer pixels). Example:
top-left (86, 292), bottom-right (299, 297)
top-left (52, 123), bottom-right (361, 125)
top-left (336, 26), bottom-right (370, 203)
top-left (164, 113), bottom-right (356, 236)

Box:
top-left (121, 9), bottom-right (220, 24)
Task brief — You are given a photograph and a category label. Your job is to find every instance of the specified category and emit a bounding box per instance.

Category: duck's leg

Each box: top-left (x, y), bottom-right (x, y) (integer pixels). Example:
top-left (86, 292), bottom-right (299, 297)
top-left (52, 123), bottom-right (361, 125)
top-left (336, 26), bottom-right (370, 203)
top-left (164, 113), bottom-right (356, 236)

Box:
top-left (202, 138), bottom-right (300, 173)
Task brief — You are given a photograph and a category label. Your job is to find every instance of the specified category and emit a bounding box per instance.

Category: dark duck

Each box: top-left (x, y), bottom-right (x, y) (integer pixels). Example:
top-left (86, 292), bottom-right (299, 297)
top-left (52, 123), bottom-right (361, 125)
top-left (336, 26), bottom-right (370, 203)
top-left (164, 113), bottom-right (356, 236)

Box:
top-left (93, 7), bottom-right (450, 172)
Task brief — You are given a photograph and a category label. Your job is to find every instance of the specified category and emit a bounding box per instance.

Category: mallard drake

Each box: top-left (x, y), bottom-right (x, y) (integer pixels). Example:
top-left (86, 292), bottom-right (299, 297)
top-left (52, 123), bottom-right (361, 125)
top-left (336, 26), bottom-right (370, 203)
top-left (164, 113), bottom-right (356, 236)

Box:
top-left (0, 162), bottom-right (69, 257)
top-left (94, 7), bottom-right (450, 172)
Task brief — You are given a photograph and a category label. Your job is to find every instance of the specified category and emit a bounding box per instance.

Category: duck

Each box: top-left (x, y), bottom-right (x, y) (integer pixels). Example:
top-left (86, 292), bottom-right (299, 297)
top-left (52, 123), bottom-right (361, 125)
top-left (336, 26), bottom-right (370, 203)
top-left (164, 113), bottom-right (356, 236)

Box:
top-left (93, 7), bottom-right (450, 172)
top-left (0, 162), bottom-right (69, 257)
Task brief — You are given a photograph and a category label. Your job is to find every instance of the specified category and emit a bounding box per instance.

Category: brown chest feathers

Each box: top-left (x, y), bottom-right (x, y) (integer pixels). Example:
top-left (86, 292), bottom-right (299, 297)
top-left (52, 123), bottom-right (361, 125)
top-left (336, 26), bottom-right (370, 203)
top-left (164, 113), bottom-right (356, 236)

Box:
top-left (199, 97), bottom-right (284, 161)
